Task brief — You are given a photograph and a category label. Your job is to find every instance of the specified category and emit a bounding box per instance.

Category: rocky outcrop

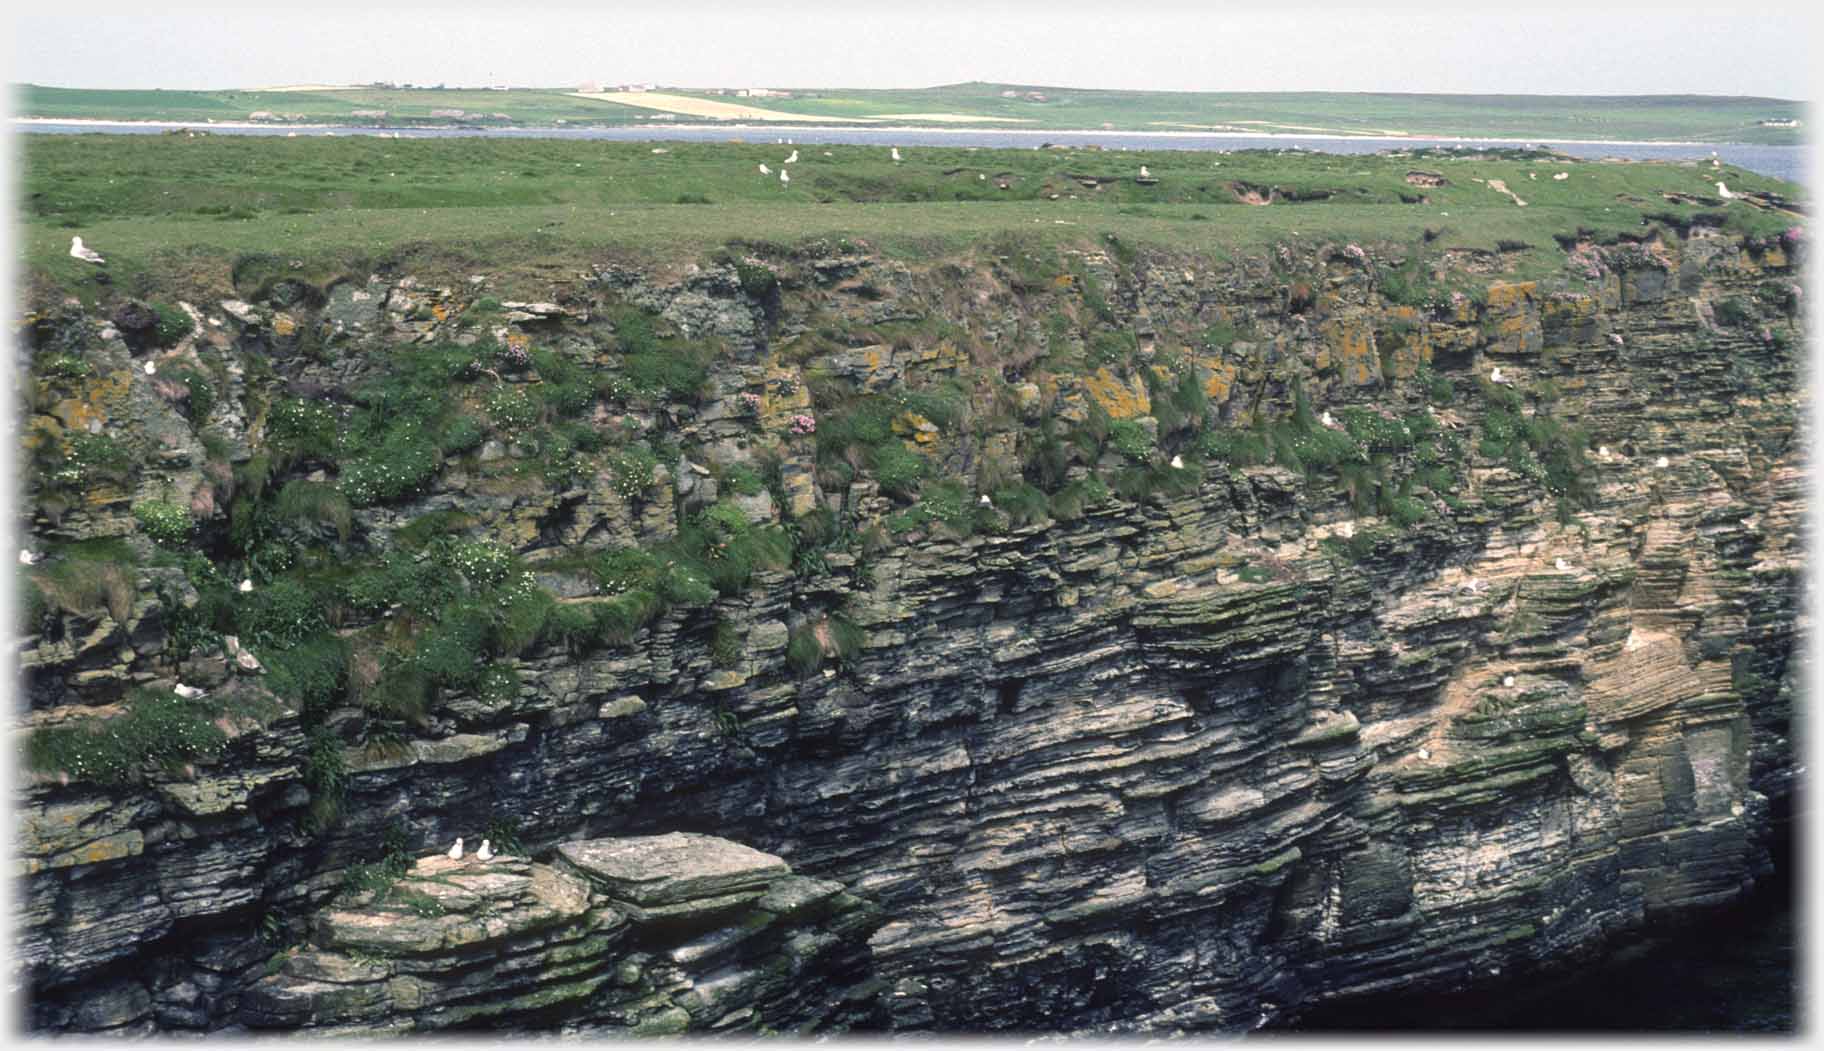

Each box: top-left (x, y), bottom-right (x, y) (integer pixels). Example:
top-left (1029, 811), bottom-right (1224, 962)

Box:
top-left (239, 833), bottom-right (881, 1034)
top-left (14, 221), bottom-right (1804, 1033)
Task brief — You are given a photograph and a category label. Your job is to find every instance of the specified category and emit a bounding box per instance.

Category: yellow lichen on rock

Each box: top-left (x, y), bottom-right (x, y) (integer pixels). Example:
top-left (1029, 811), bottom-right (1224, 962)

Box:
top-left (1320, 318), bottom-right (1379, 386)
top-left (1484, 281), bottom-right (1536, 311)
top-left (893, 411), bottom-right (940, 445)
top-left (271, 313), bottom-right (297, 337)
top-left (1081, 367), bottom-right (1151, 419)
top-left (1192, 355), bottom-right (1239, 403)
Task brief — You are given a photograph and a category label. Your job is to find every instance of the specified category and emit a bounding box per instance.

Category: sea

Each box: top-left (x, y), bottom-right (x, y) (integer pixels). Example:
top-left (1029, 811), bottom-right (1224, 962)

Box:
top-left (15, 120), bottom-right (1809, 185)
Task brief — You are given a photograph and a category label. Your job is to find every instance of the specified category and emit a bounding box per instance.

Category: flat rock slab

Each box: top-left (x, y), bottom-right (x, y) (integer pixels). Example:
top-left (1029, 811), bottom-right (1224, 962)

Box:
top-left (558, 833), bottom-right (790, 907)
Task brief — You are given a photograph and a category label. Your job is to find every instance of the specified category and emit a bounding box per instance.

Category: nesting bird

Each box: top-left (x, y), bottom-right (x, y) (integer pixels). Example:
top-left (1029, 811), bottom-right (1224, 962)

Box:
top-left (1169, 454), bottom-right (1185, 469)
top-left (447, 837), bottom-right (464, 860)
top-left (18, 549), bottom-right (38, 566)
top-left (69, 236), bottom-right (106, 265)
top-left (1489, 366), bottom-right (1510, 385)
top-left (1655, 455), bottom-right (1670, 469)
top-left (143, 361), bottom-right (156, 376)
top-left (1554, 557), bottom-right (1569, 572)
top-left (1552, 172), bottom-right (1569, 181)
top-left (1319, 410), bottom-right (1339, 429)
top-left (780, 169), bottom-right (790, 186)
top-left (784, 150), bottom-right (798, 164)
top-left (1716, 181), bottom-right (1735, 200)
top-left (1598, 445), bottom-right (1611, 460)
top-left (1139, 165), bottom-right (1151, 178)
top-left (173, 683), bottom-right (207, 699)
top-left (477, 839), bottom-right (494, 862)
top-left (239, 578), bottom-right (254, 593)
top-left (1503, 675), bottom-right (1516, 688)
top-left (758, 163), bottom-right (770, 175)
top-left (979, 494), bottom-right (993, 507)
top-left (890, 147), bottom-right (901, 162)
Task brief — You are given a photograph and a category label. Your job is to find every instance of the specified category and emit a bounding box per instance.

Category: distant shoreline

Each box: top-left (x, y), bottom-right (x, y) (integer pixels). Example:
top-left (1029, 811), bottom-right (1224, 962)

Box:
top-left (10, 115), bottom-right (1774, 150)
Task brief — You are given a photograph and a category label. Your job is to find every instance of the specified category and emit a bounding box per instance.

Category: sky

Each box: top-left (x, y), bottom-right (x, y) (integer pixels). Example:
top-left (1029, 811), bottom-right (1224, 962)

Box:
top-left (9, 2), bottom-right (1820, 98)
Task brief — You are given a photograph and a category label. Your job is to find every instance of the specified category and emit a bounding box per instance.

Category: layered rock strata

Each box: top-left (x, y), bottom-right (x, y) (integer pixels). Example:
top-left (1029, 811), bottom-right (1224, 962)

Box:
top-left (15, 224), bottom-right (1804, 1032)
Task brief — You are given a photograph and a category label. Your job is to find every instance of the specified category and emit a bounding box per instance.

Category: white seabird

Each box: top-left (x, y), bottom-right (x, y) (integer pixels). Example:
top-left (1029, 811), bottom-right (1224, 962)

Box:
top-left (477, 839), bottom-right (494, 861)
top-left (1320, 410), bottom-right (1338, 429)
top-left (891, 147), bottom-right (901, 162)
top-left (979, 494), bottom-right (993, 507)
top-left (1552, 172), bottom-right (1569, 181)
top-left (238, 578), bottom-right (254, 593)
top-left (1716, 181), bottom-right (1735, 200)
top-left (173, 683), bottom-right (207, 699)
top-left (1655, 455), bottom-right (1670, 469)
top-left (1554, 557), bottom-right (1569, 572)
top-left (780, 169), bottom-right (790, 186)
top-left (1598, 446), bottom-right (1611, 459)
top-left (447, 837), bottom-right (464, 860)
top-left (1139, 165), bottom-right (1151, 178)
top-left (69, 237), bottom-right (105, 265)
top-left (784, 150), bottom-right (798, 164)
top-left (1170, 454), bottom-right (1185, 469)
top-left (1503, 675), bottom-right (1516, 687)
top-left (758, 163), bottom-right (770, 175)
top-left (143, 361), bottom-right (156, 376)
top-left (1489, 366), bottom-right (1507, 384)
top-left (18, 549), bottom-right (38, 566)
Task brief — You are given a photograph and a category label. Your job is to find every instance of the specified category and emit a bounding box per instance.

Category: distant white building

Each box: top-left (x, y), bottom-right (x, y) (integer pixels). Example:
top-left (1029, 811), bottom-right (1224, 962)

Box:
top-left (1759, 118), bottom-right (1801, 128)
top-left (738, 87), bottom-right (791, 98)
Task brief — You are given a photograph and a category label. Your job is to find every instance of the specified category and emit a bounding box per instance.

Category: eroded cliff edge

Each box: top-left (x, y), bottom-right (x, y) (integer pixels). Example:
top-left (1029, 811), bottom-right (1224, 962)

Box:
top-left (16, 222), bottom-right (1804, 1032)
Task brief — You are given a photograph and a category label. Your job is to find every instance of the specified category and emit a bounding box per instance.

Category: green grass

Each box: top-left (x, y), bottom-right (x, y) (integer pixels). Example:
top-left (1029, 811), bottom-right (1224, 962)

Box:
top-left (16, 82), bottom-right (1806, 144)
top-left (18, 134), bottom-right (1802, 304)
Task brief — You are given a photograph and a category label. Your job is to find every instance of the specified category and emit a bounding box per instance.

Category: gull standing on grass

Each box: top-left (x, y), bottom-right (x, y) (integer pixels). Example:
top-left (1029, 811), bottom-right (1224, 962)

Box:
top-left (69, 237), bottom-right (105, 264)
top-left (891, 147), bottom-right (901, 162)
top-left (758, 163), bottom-right (770, 175)
top-left (780, 169), bottom-right (790, 187)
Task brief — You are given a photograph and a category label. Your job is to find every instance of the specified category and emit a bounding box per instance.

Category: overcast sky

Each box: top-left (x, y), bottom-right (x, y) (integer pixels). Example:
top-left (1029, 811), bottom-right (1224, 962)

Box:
top-left (9, 3), bottom-right (1819, 98)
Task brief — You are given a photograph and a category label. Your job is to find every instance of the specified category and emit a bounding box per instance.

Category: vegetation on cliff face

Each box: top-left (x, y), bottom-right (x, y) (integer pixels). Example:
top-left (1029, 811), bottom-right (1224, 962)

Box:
top-left (13, 135), bottom-right (1806, 1034)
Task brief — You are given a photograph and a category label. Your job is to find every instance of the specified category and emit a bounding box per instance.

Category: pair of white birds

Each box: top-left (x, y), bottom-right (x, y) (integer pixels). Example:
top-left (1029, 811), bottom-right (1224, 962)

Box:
top-left (446, 837), bottom-right (494, 861)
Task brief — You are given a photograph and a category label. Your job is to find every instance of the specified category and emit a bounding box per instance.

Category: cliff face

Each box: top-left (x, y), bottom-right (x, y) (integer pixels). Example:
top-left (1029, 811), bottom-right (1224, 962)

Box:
top-left (15, 223), bottom-right (1803, 1033)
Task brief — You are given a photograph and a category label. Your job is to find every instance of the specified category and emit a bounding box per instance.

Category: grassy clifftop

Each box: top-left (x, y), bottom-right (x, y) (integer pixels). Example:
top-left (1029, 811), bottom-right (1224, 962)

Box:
top-left (19, 134), bottom-right (1804, 305)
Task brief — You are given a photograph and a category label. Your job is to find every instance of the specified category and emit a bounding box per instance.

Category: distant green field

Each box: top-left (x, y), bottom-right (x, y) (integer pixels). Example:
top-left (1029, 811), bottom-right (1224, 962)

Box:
top-left (18, 133), bottom-right (1803, 305)
top-left (13, 82), bottom-right (1806, 144)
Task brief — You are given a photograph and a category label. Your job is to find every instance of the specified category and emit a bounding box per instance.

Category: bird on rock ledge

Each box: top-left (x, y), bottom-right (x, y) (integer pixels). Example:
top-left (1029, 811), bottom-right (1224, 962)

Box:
top-left (447, 837), bottom-right (464, 860)
top-left (477, 839), bottom-right (494, 862)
